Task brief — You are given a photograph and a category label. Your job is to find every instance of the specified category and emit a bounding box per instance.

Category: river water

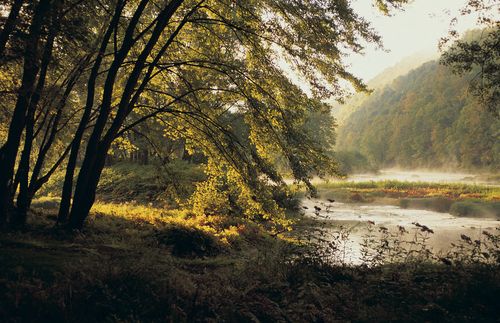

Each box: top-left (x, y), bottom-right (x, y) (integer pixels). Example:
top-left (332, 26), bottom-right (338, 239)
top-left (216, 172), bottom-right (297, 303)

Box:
top-left (301, 198), bottom-right (499, 264)
top-left (300, 169), bottom-right (499, 264)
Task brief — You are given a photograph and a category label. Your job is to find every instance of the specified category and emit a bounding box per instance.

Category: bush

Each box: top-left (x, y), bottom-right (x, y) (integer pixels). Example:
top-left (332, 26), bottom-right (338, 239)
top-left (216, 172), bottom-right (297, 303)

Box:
top-left (98, 161), bottom-right (205, 206)
top-left (155, 226), bottom-right (223, 258)
top-left (36, 161), bottom-right (206, 207)
top-left (450, 200), bottom-right (500, 218)
top-left (334, 150), bottom-right (379, 174)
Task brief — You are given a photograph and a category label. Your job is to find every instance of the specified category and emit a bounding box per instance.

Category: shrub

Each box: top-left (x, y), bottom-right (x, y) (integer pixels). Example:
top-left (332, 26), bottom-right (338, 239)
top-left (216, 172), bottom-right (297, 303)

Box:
top-left (154, 226), bottom-right (223, 258)
top-left (450, 201), bottom-right (500, 218)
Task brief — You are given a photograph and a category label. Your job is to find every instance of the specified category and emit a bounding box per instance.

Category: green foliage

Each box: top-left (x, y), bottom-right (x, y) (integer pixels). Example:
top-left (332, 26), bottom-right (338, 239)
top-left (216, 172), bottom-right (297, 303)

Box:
top-left (1, 0), bottom-right (415, 228)
top-left (337, 58), bottom-right (500, 169)
top-left (441, 28), bottom-right (500, 116)
top-left (334, 150), bottom-right (379, 174)
top-left (37, 161), bottom-right (206, 207)
top-left (190, 160), bottom-right (294, 234)
top-left (317, 180), bottom-right (499, 195)
top-left (374, 0), bottom-right (410, 15)
top-left (98, 161), bottom-right (205, 206)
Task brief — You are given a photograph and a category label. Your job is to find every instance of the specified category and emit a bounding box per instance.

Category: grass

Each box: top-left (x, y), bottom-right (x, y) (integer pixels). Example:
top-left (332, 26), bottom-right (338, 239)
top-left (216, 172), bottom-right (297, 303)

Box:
top-left (306, 180), bottom-right (500, 218)
top-left (2, 168), bottom-right (500, 321)
top-left (0, 200), bottom-right (499, 322)
top-left (316, 180), bottom-right (500, 199)
top-left (38, 161), bottom-right (206, 208)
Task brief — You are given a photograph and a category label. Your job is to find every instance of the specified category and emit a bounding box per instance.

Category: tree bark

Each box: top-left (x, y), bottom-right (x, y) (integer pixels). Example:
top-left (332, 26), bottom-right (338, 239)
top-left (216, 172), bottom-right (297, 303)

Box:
top-left (57, 0), bottom-right (126, 223)
top-left (13, 7), bottom-right (58, 226)
top-left (68, 0), bottom-right (186, 229)
top-left (0, 0), bottom-right (51, 226)
top-left (27, 56), bottom-right (88, 205)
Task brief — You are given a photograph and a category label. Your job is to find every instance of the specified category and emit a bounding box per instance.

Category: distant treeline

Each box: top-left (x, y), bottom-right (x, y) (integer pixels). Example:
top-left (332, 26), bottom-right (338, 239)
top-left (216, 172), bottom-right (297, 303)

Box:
top-left (336, 60), bottom-right (499, 170)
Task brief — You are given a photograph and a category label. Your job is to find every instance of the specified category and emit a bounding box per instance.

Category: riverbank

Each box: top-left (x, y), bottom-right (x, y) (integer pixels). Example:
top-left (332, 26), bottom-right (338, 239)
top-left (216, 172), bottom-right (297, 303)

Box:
top-left (1, 200), bottom-right (499, 322)
top-left (309, 180), bottom-right (500, 218)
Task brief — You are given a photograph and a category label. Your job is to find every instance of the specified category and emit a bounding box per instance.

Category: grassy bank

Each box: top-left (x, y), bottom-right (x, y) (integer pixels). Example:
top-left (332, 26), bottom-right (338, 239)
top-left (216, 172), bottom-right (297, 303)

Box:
top-left (38, 161), bottom-right (206, 208)
top-left (312, 180), bottom-right (500, 218)
top-left (1, 200), bottom-right (499, 322)
top-left (2, 167), bottom-right (499, 321)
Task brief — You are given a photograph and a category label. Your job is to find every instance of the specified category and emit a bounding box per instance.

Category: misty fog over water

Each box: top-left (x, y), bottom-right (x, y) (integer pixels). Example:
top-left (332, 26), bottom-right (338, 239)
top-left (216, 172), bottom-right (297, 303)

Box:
top-left (302, 198), bottom-right (499, 264)
top-left (343, 169), bottom-right (499, 185)
top-left (300, 169), bottom-right (499, 263)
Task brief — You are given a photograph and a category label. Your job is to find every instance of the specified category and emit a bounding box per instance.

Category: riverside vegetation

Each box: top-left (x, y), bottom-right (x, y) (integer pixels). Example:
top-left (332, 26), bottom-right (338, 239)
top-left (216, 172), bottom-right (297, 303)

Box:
top-left (0, 0), bottom-right (499, 321)
top-left (313, 180), bottom-right (500, 219)
top-left (1, 163), bottom-right (499, 322)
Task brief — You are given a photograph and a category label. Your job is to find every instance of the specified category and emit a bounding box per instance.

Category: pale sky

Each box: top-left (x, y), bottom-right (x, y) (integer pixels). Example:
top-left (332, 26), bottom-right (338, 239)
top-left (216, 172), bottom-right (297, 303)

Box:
top-left (347, 0), bottom-right (494, 82)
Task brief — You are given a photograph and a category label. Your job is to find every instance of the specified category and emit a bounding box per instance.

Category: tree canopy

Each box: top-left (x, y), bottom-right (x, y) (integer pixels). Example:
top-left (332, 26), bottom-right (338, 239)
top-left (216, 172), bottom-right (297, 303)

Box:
top-left (440, 0), bottom-right (499, 117)
top-left (0, 0), bottom-right (409, 229)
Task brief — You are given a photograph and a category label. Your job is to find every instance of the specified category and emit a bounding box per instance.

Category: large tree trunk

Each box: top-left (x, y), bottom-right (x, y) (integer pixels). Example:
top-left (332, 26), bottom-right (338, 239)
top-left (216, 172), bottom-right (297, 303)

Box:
top-left (67, 144), bottom-right (109, 230)
top-left (65, 0), bottom-right (152, 229)
top-left (13, 9), bottom-right (58, 227)
top-left (0, 0), bottom-right (51, 226)
top-left (57, 0), bottom-right (126, 224)
top-left (67, 0), bottom-right (186, 229)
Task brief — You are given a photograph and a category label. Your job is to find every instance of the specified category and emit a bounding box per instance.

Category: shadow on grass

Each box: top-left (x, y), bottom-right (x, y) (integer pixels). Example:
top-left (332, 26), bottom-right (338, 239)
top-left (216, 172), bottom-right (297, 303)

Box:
top-left (0, 202), bottom-right (499, 322)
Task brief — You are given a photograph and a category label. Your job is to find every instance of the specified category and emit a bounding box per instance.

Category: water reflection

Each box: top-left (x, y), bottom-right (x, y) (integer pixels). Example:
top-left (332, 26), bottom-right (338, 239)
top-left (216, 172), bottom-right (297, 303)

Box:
top-left (301, 198), bottom-right (499, 264)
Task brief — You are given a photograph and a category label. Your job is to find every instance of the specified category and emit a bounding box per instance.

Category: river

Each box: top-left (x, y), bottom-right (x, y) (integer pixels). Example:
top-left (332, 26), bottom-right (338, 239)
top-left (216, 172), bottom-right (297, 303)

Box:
top-left (300, 170), bottom-right (499, 264)
top-left (301, 198), bottom-right (499, 264)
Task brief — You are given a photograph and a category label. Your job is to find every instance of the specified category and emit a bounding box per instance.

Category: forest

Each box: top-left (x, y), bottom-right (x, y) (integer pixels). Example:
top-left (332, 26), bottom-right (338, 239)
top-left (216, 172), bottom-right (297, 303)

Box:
top-left (0, 0), bottom-right (499, 322)
top-left (336, 31), bottom-right (500, 170)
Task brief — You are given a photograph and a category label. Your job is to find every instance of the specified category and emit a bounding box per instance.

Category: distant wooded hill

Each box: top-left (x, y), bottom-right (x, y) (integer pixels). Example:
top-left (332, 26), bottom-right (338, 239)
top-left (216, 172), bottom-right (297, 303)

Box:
top-left (335, 59), bottom-right (499, 170)
top-left (330, 51), bottom-right (437, 123)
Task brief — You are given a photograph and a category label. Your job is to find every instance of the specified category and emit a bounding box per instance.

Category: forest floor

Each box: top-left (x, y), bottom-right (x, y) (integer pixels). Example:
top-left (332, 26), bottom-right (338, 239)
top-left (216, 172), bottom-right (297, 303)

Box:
top-left (1, 199), bottom-right (499, 322)
top-left (1, 164), bottom-right (499, 322)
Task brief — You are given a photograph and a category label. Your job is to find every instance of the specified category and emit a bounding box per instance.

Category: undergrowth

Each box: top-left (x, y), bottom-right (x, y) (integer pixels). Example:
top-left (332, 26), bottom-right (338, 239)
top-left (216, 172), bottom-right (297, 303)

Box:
top-left (1, 201), bottom-right (499, 322)
top-left (37, 161), bottom-right (206, 208)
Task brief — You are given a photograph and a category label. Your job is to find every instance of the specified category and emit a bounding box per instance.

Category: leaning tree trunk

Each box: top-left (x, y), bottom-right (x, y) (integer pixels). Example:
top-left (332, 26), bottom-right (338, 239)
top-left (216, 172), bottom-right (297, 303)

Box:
top-left (64, 0), bottom-right (152, 229)
top-left (67, 143), bottom-right (109, 230)
top-left (57, 0), bottom-right (126, 224)
top-left (13, 11), bottom-right (58, 227)
top-left (0, 0), bottom-right (51, 226)
top-left (26, 55), bottom-right (89, 215)
top-left (67, 0), bottom-right (186, 229)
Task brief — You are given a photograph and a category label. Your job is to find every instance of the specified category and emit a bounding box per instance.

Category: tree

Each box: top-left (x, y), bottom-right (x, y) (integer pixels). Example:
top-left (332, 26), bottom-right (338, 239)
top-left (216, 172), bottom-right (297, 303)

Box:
top-left (0, 0), bottom-right (410, 229)
top-left (0, 0), bottom-right (24, 59)
top-left (0, 0), bottom-right (109, 226)
top-left (440, 0), bottom-right (499, 117)
top-left (64, 0), bottom-right (411, 230)
top-left (336, 58), bottom-right (500, 170)
top-left (0, 0), bottom-right (53, 226)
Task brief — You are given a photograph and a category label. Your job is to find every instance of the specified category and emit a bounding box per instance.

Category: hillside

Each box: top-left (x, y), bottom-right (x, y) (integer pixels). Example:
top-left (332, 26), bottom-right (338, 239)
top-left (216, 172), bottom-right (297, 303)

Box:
top-left (331, 51), bottom-right (437, 123)
top-left (336, 60), bottom-right (500, 170)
